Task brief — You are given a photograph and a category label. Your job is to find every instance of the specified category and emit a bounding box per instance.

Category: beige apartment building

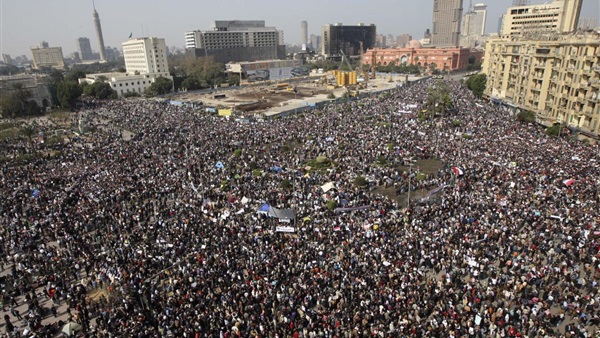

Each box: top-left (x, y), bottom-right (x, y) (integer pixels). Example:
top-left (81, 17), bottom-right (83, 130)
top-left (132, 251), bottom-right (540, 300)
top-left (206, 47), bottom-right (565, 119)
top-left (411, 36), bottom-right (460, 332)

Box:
top-left (483, 31), bottom-right (600, 135)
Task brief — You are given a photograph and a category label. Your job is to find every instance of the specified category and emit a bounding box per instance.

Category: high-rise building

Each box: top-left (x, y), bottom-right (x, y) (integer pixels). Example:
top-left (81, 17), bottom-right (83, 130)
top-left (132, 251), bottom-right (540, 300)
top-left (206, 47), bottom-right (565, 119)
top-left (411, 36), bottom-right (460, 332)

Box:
top-left (309, 34), bottom-right (321, 51)
top-left (321, 23), bottom-right (376, 57)
top-left (2, 54), bottom-right (13, 65)
top-left (432, 0), bottom-right (463, 46)
top-left (93, 3), bottom-right (107, 61)
top-left (500, 0), bottom-right (583, 38)
top-left (483, 31), bottom-right (600, 135)
top-left (77, 37), bottom-right (94, 61)
top-left (30, 42), bottom-right (65, 69)
top-left (301, 21), bottom-right (308, 47)
top-left (460, 3), bottom-right (487, 47)
top-left (185, 20), bottom-right (285, 63)
top-left (376, 34), bottom-right (387, 48)
top-left (386, 34), bottom-right (396, 47)
top-left (122, 37), bottom-right (170, 77)
top-left (396, 34), bottom-right (412, 48)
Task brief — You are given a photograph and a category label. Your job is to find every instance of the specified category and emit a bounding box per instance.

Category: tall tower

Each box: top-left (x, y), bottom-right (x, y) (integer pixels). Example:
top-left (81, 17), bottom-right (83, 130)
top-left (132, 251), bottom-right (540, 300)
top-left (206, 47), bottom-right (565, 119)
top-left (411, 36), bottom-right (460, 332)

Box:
top-left (301, 21), bottom-right (308, 47)
top-left (431, 0), bottom-right (464, 46)
top-left (92, 1), bottom-right (107, 61)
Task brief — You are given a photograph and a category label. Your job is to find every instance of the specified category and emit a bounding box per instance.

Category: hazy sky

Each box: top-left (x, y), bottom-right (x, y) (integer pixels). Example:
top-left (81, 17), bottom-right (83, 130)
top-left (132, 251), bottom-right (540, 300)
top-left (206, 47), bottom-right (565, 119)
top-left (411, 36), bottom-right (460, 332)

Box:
top-left (1, 0), bottom-right (598, 57)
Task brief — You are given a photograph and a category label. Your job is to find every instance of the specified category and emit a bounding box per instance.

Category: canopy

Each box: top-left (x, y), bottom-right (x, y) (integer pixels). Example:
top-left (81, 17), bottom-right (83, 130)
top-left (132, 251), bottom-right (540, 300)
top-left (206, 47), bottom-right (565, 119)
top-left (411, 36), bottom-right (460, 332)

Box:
top-left (62, 322), bottom-right (82, 336)
top-left (321, 182), bottom-right (336, 192)
top-left (215, 161), bottom-right (225, 169)
top-left (257, 203), bottom-right (271, 214)
top-left (268, 207), bottom-right (296, 222)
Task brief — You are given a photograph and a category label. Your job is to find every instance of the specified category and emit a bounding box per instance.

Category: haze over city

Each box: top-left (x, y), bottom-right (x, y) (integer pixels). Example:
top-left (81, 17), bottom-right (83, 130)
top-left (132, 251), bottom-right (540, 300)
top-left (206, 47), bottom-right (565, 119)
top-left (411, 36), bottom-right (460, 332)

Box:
top-left (1, 0), bottom-right (598, 57)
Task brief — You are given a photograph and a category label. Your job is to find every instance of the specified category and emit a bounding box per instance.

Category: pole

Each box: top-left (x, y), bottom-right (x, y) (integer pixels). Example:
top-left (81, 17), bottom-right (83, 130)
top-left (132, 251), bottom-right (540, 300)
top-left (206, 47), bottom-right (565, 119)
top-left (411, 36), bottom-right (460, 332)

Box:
top-left (407, 164), bottom-right (412, 210)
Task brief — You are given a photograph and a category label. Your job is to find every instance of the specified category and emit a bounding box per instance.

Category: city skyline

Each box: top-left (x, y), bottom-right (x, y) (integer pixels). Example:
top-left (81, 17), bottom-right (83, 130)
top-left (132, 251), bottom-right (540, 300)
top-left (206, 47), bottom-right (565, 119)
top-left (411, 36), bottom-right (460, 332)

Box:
top-left (0, 0), bottom-right (598, 57)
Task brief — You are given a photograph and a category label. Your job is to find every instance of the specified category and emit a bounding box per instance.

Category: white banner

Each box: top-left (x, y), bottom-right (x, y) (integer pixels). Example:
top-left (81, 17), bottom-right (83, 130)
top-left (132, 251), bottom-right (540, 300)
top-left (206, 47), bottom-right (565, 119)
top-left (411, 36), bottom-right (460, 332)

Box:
top-left (276, 226), bottom-right (295, 233)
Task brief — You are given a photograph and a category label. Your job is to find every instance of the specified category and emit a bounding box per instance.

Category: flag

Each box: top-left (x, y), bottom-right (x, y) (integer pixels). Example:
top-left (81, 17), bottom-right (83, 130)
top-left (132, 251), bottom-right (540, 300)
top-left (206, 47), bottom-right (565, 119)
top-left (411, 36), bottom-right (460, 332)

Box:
top-left (128, 32), bottom-right (133, 38)
top-left (452, 166), bottom-right (464, 176)
top-left (563, 179), bottom-right (575, 187)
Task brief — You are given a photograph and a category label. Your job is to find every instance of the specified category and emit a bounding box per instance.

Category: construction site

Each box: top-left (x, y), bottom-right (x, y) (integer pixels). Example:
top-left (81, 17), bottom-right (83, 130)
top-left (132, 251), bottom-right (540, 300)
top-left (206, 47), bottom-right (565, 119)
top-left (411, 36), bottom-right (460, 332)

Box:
top-left (172, 52), bottom-right (419, 119)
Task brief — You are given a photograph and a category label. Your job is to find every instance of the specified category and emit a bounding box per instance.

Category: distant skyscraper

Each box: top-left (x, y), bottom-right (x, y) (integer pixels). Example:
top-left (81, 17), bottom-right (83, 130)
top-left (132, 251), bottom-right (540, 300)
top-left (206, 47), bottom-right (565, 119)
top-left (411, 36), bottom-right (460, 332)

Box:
top-left (431, 0), bottom-right (463, 46)
top-left (92, 2), bottom-right (107, 61)
top-left (386, 34), bottom-right (396, 47)
top-left (396, 34), bottom-right (412, 47)
top-left (301, 21), bottom-right (308, 47)
top-left (77, 37), bottom-right (94, 60)
top-left (321, 23), bottom-right (376, 57)
top-left (460, 3), bottom-right (487, 47)
top-left (2, 54), bottom-right (13, 65)
top-left (309, 34), bottom-right (321, 51)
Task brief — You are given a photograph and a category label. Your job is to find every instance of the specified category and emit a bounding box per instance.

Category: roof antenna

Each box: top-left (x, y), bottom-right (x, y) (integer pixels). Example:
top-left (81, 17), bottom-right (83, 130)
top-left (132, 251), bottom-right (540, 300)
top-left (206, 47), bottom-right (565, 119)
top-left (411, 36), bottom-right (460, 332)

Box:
top-left (92, 0), bottom-right (96, 10)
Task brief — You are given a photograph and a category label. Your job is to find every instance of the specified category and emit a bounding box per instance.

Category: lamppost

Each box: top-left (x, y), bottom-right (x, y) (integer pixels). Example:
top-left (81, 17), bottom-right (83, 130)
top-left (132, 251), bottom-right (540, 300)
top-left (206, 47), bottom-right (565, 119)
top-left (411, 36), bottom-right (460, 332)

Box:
top-left (407, 164), bottom-right (414, 210)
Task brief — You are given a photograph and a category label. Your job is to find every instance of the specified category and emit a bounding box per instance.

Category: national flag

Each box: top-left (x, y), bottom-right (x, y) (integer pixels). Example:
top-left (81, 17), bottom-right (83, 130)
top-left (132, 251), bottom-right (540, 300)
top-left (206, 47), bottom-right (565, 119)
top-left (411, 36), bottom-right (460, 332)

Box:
top-left (563, 179), bottom-right (575, 187)
top-left (452, 166), bottom-right (464, 176)
top-left (128, 32), bottom-right (133, 38)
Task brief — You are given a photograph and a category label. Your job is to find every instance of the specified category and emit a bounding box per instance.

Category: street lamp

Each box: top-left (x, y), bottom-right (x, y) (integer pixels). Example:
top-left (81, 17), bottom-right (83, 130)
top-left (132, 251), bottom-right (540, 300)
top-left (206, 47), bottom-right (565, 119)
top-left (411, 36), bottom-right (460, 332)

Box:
top-left (407, 164), bottom-right (414, 210)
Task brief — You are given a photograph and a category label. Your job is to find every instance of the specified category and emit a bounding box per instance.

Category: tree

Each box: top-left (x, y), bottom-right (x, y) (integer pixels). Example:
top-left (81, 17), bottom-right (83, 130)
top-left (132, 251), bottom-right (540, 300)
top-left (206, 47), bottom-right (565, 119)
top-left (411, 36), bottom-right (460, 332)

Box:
top-left (465, 74), bottom-right (487, 98)
top-left (425, 81), bottom-right (453, 117)
top-left (57, 81), bottom-right (83, 110)
top-left (180, 77), bottom-right (203, 91)
top-left (83, 82), bottom-right (117, 99)
top-left (146, 76), bottom-right (173, 96)
top-left (546, 124), bottom-right (562, 136)
top-left (516, 110), bottom-right (536, 123)
top-left (64, 70), bottom-right (86, 83)
top-left (0, 93), bottom-right (19, 118)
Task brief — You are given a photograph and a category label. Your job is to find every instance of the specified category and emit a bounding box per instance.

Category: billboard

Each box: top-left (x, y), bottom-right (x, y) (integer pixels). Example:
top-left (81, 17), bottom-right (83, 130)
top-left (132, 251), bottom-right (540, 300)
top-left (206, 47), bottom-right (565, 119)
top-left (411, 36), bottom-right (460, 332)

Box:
top-left (238, 60), bottom-right (309, 82)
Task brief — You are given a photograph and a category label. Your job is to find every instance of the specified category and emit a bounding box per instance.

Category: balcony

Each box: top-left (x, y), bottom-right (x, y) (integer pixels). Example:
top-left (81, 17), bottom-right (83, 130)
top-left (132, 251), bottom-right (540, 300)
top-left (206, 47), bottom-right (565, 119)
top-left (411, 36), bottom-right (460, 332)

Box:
top-left (533, 64), bottom-right (546, 69)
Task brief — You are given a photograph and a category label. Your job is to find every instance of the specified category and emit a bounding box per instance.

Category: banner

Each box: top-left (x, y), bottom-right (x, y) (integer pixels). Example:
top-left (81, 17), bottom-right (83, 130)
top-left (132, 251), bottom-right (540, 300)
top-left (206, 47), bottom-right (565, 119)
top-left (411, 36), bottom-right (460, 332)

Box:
top-left (334, 205), bottom-right (370, 213)
top-left (276, 226), bottom-right (295, 233)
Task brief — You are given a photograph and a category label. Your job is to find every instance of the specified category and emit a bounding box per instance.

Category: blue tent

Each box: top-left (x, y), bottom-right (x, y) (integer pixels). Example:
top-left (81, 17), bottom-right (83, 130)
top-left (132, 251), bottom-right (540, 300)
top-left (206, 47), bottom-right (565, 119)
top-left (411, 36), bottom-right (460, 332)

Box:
top-left (257, 203), bottom-right (271, 214)
top-left (271, 165), bottom-right (283, 173)
top-left (31, 189), bottom-right (40, 198)
top-left (215, 161), bottom-right (225, 169)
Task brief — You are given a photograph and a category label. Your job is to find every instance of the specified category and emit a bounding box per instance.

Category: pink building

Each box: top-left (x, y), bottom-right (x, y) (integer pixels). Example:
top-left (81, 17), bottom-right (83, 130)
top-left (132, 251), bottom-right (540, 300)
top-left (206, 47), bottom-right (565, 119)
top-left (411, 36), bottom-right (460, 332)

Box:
top-left (362, 40), bottom-right (483, 72)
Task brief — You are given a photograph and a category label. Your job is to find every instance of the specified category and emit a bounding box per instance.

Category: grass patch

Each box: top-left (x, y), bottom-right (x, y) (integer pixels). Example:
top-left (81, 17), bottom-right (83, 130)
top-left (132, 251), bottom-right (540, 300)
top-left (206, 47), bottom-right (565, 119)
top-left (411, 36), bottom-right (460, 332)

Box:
top-left (0, 128), bottom-right (21, 141)
top-left (354, 176), bottom-right (368, 187)
top-left (0, 122), bottom-right (20, 131)
top-left (306, 156), bottom-right (332, 170)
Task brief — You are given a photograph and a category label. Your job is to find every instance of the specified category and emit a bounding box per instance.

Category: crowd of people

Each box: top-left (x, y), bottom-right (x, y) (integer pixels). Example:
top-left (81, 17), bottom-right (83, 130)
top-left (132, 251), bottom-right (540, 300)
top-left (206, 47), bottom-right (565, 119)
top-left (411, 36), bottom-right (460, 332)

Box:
top-left (0, 78), bottom-right (599, 337)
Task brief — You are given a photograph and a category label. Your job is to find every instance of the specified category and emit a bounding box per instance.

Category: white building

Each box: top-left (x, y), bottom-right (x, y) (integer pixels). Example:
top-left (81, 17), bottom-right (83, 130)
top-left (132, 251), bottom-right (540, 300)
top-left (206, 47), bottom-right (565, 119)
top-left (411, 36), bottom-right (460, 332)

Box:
top-left (185, 20), bottom-right (283, 50)
top-left (122, 37), bottom-right (170, 77)
top-left (80, 37), bottom-right (172, 97)
top-left (500, 0), bottom-right (582, 38)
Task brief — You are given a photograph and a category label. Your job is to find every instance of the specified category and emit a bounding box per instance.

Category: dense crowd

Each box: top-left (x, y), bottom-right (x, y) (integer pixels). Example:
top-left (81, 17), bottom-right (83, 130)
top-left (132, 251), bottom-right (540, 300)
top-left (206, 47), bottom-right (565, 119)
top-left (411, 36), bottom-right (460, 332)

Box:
top-left (0, 78), bottom-right (599, 337)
